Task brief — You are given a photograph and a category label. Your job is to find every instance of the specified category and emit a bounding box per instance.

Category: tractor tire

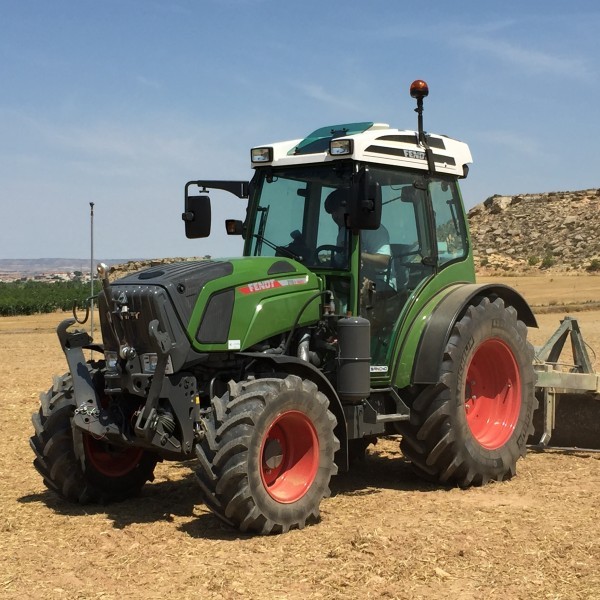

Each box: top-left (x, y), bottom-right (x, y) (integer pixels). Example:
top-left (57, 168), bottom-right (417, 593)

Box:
top-left (400, 297), bottom-right (537, 486)
top-left (195, 375), bottom-right (339, 534)
top-left (30, 366), bottom-right (158, 504)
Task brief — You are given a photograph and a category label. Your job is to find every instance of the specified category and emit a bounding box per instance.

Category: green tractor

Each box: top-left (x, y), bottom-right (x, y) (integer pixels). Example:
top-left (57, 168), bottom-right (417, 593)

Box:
top-left (31, 80), bottom-right (538, 534)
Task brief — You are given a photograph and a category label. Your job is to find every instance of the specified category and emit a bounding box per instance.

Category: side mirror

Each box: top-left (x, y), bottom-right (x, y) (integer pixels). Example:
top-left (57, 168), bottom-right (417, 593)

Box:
top-left (347, 168), bottom-right (381, 230)
top-left (182, 195), bottom-right (211, 239)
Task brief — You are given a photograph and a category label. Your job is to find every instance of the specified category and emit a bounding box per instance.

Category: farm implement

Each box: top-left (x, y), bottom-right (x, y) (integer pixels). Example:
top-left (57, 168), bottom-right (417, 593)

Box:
top-left (31, 80), bottom-right (600, 534)
top-left (533, 316), bottom-right (600, 450)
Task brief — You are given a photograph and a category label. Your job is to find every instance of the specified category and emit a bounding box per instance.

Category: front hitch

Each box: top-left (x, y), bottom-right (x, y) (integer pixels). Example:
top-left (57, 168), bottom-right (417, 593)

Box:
top-left (57, 318), bottom-right (126, 442)
top-left (134, 319), bottom-right (173, 441)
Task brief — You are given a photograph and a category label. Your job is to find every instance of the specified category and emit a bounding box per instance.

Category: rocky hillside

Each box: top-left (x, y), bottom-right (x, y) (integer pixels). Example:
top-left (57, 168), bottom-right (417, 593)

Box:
top-left (468, 188), bottom-right (600, 274)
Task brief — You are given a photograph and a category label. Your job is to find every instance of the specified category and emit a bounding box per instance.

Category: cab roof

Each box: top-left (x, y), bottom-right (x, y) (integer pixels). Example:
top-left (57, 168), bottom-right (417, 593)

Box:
top-left (251, 121), bottom-right (472, 178)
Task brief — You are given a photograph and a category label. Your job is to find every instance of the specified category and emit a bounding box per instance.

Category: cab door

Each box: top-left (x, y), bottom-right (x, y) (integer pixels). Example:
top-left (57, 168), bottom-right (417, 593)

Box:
top-left (363, 166), bottom-right (471, 378)
top-left (360, 168), bottom-right (435, 368)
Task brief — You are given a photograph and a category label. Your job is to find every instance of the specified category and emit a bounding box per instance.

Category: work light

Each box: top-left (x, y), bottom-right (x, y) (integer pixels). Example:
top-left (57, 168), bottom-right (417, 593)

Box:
top-left (329, 139), bottom-right (353, 156)
top-left (251, 147), bottom-right (273, 163)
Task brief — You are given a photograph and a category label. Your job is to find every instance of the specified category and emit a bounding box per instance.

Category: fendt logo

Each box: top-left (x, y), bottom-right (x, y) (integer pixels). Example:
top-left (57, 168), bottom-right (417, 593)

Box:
top-left (244, 279), bottom-right (277, 293)
top-left (237, 276), bottom-right (309, 295)
top-left (403, 149), bottom-right (426, 160)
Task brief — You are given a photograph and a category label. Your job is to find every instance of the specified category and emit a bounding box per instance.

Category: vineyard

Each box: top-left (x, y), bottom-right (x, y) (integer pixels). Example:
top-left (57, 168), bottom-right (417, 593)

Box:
top-left (0, 280), bottom-right (92, 316)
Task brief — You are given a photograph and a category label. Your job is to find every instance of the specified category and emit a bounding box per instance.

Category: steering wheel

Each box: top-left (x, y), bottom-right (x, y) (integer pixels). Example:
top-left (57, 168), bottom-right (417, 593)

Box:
top-left (395, 245), bottom-right (422, 266)
top-left (315, 245), bottom-right (343, 266)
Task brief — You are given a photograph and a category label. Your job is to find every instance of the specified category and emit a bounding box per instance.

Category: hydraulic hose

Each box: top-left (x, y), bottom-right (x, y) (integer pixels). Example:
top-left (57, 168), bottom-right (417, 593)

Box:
top-left (282, 290), bottom-right (333, 356)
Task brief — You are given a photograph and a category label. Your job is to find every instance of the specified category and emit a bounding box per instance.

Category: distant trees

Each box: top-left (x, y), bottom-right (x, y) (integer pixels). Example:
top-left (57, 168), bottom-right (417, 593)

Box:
top-left (0, 281), bottom-right (91, 316)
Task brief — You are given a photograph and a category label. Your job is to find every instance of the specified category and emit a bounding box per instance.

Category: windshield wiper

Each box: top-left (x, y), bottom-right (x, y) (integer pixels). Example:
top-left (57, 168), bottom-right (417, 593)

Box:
top-left (252, 234), bottom-right (303, 262)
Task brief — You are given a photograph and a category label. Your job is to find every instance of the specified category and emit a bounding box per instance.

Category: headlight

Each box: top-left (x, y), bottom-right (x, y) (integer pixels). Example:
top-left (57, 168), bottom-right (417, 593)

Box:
top-left (105, 351), bottom-right (119, 372)
top-left (329, 139), bottom-right (353, 156)
top-left (142, 353), bottom-right (174, 375)
top-left (251, 147), bottom-right (273, 163)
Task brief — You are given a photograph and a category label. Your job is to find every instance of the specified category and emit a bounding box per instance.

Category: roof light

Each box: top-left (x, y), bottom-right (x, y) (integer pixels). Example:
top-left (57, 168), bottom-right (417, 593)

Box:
top-left (329, 138), bottom-right (353, 156)
top-left (410, 79), bottom-right (429, 100)
top-left (251, 147), bottom-right (273, 163)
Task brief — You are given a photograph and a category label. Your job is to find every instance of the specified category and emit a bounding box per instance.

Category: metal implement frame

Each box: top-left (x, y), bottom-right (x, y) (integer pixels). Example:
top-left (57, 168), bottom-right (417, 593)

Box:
top-left (533, 316), bottom-right (600, 449)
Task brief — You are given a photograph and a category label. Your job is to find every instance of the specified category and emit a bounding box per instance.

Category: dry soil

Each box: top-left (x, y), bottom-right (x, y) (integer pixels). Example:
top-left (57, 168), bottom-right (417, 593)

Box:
top-left (2, 274), bottom-right (600, 600)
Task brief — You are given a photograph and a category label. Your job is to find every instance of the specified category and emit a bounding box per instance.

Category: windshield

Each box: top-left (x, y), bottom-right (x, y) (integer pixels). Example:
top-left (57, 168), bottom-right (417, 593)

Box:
top-left (248, 164), bottom-right (354, 269)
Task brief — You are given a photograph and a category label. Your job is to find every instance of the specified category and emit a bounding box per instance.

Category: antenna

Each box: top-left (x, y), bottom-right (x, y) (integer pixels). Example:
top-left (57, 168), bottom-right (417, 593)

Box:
top-left (90, 202), bottom-right (95, 345)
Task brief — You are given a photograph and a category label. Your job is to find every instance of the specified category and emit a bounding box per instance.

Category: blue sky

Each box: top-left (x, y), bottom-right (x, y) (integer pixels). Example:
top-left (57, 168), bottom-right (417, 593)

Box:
top-left (1, 1), bottom-right (599, 260)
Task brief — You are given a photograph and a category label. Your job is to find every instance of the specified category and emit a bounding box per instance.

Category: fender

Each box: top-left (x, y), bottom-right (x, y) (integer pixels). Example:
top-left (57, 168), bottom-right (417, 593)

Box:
top-left (239, 352), bottom-right (349, 471)
top-left (411, 283), bottom-right (537, 385)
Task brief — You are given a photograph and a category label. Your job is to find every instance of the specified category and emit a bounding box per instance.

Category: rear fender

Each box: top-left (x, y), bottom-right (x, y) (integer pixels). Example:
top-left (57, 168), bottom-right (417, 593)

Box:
top-left (411, 283), bottom-right (537, 385)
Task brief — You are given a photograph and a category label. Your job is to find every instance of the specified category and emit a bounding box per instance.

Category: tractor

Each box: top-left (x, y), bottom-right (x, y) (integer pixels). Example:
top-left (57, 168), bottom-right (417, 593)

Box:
top-left (32, 80), bottom-right (548, 534)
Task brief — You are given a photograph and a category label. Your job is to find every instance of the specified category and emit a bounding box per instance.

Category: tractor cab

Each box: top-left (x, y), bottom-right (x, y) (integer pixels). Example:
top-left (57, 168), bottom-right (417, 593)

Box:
top-left (184, 86), bottom-right (474, 371)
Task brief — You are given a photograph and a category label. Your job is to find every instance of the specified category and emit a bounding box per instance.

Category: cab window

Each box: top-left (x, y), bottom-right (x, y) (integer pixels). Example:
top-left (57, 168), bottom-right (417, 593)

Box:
top-left (429, 178), bottom-right (468, 266)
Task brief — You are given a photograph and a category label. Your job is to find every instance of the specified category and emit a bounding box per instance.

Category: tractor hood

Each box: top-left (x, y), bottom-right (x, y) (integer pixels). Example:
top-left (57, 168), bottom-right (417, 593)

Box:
top-left (106, 257), bottom-right (322, 355)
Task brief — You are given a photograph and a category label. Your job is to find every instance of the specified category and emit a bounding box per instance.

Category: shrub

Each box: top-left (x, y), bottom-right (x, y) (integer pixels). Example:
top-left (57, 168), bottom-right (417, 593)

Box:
top-left (586, 259), bottom-right (600, 272)
top-left (540, 254), bottom-right (556, 269)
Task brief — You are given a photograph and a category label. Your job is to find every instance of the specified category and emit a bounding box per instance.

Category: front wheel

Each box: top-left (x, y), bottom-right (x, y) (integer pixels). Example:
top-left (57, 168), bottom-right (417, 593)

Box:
top-left (195, 375), bottom-right (339, 534)
top-left (30, 366), bottom-right (158, 503)
top-left (400, 297), bottom-right (537, 486)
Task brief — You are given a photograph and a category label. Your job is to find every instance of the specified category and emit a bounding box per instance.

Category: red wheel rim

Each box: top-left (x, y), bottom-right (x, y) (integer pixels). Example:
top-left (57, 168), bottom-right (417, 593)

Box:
top-left (83, 434), bottom-right (144, 477)
top-left (464, 338), bottom-right (522, 450)
top-left (259, 410), bottom-right (319, 503)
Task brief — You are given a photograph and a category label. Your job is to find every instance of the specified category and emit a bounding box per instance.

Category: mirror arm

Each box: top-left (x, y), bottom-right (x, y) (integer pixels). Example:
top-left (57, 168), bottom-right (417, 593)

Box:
top-left (185, 180), bottom-right (249, 199)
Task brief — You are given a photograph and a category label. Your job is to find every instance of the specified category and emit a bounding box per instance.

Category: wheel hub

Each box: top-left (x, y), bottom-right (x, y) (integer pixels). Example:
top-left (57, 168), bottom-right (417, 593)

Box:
top-left (83, 434), bottom-right (144, 478)
top-left (464, 338), bottom-right (522, 450)
top-left (259, 410), bottom-right (319, 504)
top-left (262, 438), bottom-right (284, 471)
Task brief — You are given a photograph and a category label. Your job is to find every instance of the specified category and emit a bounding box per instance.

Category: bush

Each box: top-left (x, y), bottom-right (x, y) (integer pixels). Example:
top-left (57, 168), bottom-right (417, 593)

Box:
top-left (540, 254), bottom-right (556, 269)
top-left (528, 255), bottom-right (540, 266)
top-left (586, 259), bottom-right (600, 272)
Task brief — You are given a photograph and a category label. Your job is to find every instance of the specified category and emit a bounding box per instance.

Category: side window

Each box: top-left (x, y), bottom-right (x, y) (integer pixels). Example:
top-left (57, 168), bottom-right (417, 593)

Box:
top-left (383, 185), bottom-right (429, 255)
top-left (429, 179), bottom-right (468, 266)
top-left (380, 183), bottom-right (434, 289)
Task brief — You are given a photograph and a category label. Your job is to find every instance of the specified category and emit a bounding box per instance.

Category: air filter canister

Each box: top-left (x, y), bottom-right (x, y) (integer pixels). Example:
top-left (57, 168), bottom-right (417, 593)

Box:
top-left (337, 316), bottom-right (371, 403)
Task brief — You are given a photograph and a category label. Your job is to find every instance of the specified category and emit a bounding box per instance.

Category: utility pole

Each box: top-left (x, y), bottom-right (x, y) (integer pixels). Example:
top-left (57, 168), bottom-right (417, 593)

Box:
top-left (90, 202), bottom-right (95, 343)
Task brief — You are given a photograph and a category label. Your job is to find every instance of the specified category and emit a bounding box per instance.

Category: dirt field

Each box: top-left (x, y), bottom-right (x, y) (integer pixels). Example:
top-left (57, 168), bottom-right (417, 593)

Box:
top-left (2, 275), bottom-right (600, 600)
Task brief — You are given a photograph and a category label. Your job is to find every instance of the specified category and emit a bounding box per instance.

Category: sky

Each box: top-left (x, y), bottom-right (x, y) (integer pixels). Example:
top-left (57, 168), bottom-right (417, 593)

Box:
top-left (1, 0), bottom-right (599, 261)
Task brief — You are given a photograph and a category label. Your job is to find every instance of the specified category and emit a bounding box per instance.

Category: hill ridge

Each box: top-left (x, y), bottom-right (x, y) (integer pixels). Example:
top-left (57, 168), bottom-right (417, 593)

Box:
top-left (468, 187), bottom-right (600, 274)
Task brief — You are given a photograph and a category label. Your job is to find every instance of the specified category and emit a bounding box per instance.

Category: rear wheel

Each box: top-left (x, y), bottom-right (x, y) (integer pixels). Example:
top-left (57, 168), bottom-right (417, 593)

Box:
top-left (30, 366), bottom-right (158, 503)
top-left (400, 297), bottom-right (537, 486)
top-left (195, 375), bottom-right (339, 534)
